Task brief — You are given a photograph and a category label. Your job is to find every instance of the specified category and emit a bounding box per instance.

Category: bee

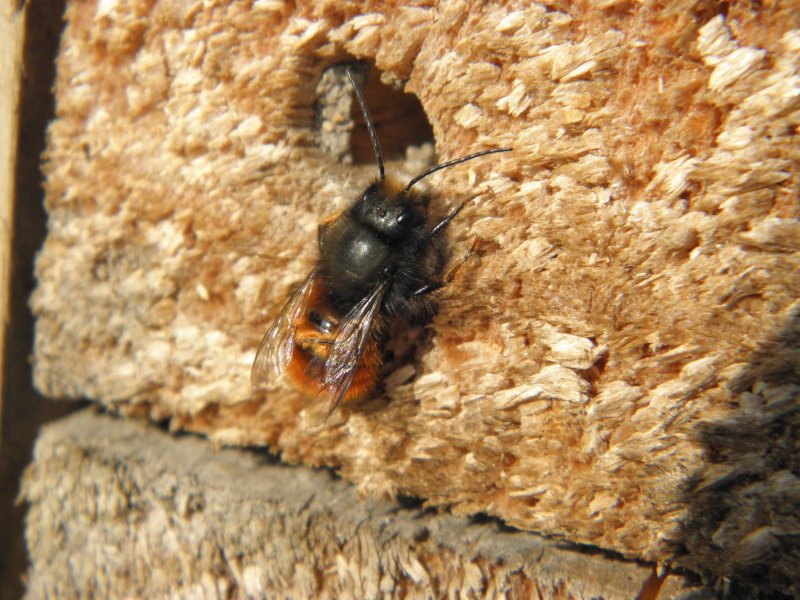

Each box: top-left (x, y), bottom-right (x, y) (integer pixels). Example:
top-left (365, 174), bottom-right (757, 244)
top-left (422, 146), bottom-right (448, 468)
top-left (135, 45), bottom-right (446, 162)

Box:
top-left (251, 68), bottom-right (510, 416)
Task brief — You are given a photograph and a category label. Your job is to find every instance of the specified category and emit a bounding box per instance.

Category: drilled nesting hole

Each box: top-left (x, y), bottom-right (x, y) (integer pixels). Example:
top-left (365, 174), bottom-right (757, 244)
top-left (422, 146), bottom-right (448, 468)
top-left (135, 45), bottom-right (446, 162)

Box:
top-left (316, 64), bottom-right (434, 166)
top-left (349, 69), bottom-right (434, 164)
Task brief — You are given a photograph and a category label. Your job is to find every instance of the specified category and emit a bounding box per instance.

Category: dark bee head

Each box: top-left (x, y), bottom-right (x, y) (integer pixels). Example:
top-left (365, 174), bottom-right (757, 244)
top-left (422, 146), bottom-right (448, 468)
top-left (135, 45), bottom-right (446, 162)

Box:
top-left (351, 181), bottom-right (427, 240)
top-left (344, 67), bottom-right (510, 238)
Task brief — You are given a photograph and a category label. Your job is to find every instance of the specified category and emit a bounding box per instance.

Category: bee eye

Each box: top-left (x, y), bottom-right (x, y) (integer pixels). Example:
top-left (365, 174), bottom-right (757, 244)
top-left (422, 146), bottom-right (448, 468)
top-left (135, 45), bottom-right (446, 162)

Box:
top-left (398, 204), bottom-right (425, 226)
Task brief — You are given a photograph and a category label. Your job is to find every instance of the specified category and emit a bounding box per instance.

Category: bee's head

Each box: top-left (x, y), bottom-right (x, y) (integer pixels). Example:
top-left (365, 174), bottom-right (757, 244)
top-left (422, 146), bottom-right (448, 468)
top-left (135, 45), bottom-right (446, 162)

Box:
top-left (352, 179), bottom-right (427, 239)
top-left (344, 68), bottom-right (510, 242)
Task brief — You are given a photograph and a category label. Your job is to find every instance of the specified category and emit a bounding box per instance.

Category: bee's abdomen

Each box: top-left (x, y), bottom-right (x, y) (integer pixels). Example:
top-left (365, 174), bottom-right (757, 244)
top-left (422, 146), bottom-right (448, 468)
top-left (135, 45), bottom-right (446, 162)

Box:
top-left (288, 329), bottom-right (381, 405)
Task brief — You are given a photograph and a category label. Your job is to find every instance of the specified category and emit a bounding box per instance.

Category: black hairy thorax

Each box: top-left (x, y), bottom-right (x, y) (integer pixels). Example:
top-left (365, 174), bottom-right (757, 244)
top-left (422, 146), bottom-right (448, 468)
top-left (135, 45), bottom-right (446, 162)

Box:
top-left (318, 178), bottom-right (444, 319)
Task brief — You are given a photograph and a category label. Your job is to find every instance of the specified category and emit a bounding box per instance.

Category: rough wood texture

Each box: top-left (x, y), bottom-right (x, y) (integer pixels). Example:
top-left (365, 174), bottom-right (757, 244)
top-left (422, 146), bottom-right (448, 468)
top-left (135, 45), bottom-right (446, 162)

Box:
top-left (22, 409), bottom-right (706, 599)
top-left (31, 0), bottom-right (800, 592)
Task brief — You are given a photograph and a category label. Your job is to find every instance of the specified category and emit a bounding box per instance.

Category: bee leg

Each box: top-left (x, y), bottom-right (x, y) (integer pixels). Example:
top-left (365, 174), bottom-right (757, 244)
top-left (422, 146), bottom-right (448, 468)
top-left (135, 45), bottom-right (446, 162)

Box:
top-left (411, 238), bottom-right (479, 297)
top-left (428, 199), bottom-right (467, 238)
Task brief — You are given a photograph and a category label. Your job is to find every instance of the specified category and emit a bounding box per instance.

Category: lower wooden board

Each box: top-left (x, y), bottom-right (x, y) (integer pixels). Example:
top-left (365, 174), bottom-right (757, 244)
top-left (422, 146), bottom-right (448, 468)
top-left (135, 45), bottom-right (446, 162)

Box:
top-left (21, 409), bottom-right (706, 599)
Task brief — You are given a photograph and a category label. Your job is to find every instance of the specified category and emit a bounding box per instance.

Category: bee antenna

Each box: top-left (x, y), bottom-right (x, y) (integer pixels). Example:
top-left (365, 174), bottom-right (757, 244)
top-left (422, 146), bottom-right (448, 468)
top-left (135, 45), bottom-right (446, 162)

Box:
top-left (401, 147), bottom-right (512, 194)
top-left (346, 68), bottom-right (385, 180)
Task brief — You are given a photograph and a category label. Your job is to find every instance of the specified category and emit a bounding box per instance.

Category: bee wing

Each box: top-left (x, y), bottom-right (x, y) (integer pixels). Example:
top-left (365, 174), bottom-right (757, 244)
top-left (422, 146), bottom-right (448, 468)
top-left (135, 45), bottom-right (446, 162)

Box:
top-left (250, 268), bottom-right (320, 389)
top-left (323, 280), bottom-right (388, 415)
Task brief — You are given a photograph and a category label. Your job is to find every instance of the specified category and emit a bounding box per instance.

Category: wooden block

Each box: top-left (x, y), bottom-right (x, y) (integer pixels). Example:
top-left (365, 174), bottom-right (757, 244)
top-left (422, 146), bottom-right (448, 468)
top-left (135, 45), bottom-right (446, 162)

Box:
top-left (30, 0), bottom-right (800, 592)
top-left (22, 409), bottom-right (706, 598)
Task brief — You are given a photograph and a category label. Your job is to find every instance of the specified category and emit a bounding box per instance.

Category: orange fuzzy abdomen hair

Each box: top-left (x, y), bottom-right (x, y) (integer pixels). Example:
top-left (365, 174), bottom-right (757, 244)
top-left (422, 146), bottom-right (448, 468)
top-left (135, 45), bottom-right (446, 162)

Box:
top-left (285, 279), bottom-right (382, 406)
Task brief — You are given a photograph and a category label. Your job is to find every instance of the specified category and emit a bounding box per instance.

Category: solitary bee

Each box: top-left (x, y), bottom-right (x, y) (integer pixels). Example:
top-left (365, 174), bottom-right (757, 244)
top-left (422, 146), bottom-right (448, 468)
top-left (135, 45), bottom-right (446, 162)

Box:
top-left (251, 68), bottom-right (510, 416)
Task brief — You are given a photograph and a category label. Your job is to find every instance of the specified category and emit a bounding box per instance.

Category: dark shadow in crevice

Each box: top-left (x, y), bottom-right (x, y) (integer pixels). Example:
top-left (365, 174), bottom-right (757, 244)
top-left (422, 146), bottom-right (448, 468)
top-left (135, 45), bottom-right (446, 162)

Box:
top-left (0, 3), bottom-right (87, 600)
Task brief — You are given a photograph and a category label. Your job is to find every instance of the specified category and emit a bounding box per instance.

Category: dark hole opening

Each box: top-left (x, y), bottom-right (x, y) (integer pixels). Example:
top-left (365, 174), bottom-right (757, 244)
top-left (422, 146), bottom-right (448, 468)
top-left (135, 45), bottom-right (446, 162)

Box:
top-left (349, 69), bottom-right (435, 165)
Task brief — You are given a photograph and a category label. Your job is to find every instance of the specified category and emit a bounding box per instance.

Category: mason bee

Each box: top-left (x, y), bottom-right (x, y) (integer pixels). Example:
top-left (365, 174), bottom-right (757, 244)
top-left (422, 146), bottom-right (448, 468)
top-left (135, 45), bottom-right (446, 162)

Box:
top-left (251, 68), bottom-right (510, 415)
